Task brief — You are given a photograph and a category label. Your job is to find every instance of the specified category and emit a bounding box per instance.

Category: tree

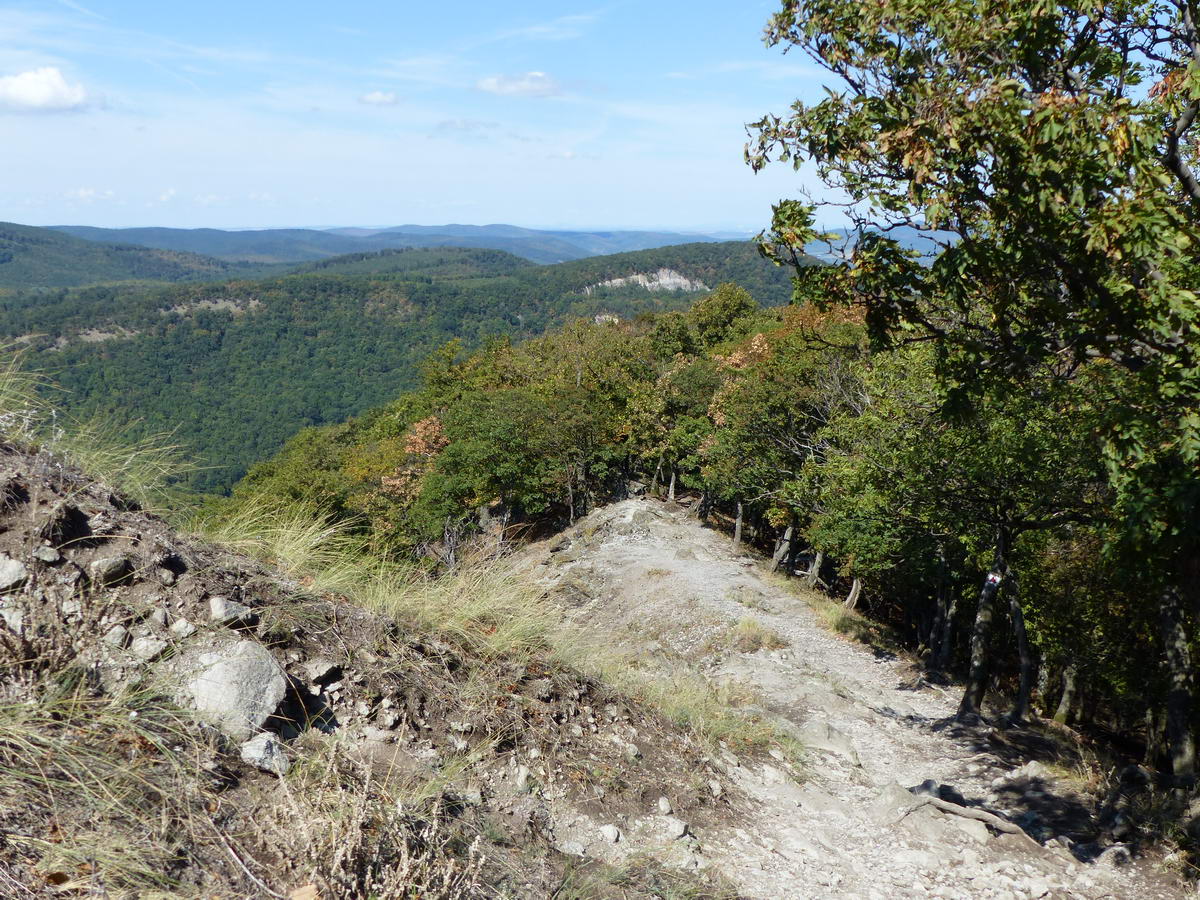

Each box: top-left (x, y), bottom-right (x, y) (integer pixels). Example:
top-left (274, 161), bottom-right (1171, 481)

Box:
top-left (751, 0), bottom-right (1200, 778)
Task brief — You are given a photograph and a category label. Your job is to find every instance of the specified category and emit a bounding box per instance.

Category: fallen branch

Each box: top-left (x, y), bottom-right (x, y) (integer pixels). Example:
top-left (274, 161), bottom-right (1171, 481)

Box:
top-left (897, 795), bottom-right (1042, 851)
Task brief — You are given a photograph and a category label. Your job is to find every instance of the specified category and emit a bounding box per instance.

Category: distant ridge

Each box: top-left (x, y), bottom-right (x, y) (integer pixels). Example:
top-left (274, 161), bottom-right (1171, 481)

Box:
top-left (0, 221), bottom-right (266, 289)
top-left (50, 222), bottom-right (739, 267)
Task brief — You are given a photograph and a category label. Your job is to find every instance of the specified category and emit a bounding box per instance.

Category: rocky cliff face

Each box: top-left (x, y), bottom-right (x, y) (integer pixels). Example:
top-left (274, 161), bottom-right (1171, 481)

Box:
top-left (583, 268), bottom-right (710, 295)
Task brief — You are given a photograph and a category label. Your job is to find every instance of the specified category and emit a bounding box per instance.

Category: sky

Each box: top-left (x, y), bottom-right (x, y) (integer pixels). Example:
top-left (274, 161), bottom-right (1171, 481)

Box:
top-left (0, 0), bottom-right (835, 231)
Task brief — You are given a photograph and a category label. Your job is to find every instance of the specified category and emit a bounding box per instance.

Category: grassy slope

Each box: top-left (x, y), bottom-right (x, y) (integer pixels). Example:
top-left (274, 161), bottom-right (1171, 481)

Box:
top-left (0, 242), bottom-right (798, 493)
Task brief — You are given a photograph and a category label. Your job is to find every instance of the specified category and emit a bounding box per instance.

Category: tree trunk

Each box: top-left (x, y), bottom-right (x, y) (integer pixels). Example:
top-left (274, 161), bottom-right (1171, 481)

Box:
top-left (1159, 583), bottom-right (1196, 785)
top-left (935, 588), bottom-right (959, 673)
top-left (928, 547), bottom-right (949, 663)
top-left (1008, 582), bottom-right (1034, 725)
top-left (803, 551), bottom-right (824, 589)
top-left (732, 501), bottom-right (743, 546)
top-left (668, 469), bottom-right (677, 502)
top-left (771, 524), bottom-right (794, 572)
top-left (1145, 706), bottom-right (1166, 769)
top-left (786, 522), bottom-right (802, 573)
top-left (844, 577), bottom-right (862, 610)
top-left (1053, 664), bottom-right (1078, 725)
top-left (957, 530), bottom-right (1008, 721)
top-left (1035, 665), bottom-right (1053, 717)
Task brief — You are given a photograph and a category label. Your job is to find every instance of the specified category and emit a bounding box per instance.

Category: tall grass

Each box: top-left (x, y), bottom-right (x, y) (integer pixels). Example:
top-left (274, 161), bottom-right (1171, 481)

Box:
top-left (194, 498), bottom-right (556, 661)
top-left (0, 686), bottom-right (218, 898)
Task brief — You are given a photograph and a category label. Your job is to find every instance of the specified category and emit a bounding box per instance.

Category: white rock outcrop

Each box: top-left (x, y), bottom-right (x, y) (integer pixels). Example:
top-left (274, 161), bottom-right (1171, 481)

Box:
top-left (173, 638), bottom-right (286, 740)
top-left (583, 268), bottom-right (709, 295)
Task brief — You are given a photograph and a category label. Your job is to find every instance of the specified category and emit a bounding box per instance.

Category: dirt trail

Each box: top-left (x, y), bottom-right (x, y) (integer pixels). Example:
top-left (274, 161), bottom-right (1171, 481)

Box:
top-left (521, 497), bottom-right (1186, 900)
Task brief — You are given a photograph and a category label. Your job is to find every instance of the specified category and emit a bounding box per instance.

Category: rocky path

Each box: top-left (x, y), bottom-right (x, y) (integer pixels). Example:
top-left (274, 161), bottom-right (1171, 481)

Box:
top-left (523, 498), bottom-right (1186, 900)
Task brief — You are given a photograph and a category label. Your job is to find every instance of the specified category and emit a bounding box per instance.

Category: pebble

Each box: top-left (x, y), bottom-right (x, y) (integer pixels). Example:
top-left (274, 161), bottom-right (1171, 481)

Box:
top-left (600, 824), bottom-right (621, 843)
top-left (658, 796), bottom-right (672, 814)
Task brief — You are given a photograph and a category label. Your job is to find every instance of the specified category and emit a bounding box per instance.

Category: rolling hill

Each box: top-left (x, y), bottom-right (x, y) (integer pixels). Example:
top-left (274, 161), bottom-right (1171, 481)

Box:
top-left (51, 222), bottom-right (736, 266)
top-left (0, 221), bottom-right (272, 289)
top-left (2, 241), bottom-right (801, 493)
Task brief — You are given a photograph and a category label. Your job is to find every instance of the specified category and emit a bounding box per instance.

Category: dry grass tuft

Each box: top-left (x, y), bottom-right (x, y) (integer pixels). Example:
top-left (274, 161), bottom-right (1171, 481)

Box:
top-left (251, 734), bottom-right (485, 899)
top-left (726, 617), bottom-right (789, 653)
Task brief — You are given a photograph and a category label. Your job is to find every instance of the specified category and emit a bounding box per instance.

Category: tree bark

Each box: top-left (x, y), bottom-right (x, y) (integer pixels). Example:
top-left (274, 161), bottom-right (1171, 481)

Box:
top-left (771, 523), bottom-right (794, 572)
top-left (732, 501), bottom-right (743, 546)
top-left (844, 577), bottom-right (862, 610)
top-left (803, 551), bottom-right (824, 589)
top-left (1008, 581), bottom-right (1034, 725)
top-left (957, 529), bottom-right (1008, 721)
top-left (1159, 582), bottom-right (1196, 785)
top-left (668, 468), bottom-right (677, 502)
top-left (1053, 664), bottom-right (1078, 725)
top-left (934, 578), bottom-right (959, 673)
top-left (1145, 706), bottom-right (1166, 769)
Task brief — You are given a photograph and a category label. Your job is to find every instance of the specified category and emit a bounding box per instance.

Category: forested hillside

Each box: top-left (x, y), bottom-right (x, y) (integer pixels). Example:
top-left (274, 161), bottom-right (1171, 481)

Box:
top-left (0, 221), bottom-right (271, 288)
top-left (2, 241), bottom-right (796, 492)
top-left (232, 284), bottom-right (1183, 782)
top-left (52, 222), bottom-right (733, 266)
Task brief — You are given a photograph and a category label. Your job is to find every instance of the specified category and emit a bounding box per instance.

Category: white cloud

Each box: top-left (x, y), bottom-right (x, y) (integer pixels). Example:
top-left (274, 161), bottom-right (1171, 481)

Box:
top-left (477, 71), bottom-right (560, 98)
top-left (64, 187), bottom-right (113, 203)
top-left (0, 66), bottom-right (88, 112)
top-left (359, 89), bottom-right (399, 106)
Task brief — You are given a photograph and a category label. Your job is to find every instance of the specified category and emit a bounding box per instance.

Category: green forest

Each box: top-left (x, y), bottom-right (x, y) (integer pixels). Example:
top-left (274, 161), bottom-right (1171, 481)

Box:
top-left (2, 241), bottom-right (795, 492)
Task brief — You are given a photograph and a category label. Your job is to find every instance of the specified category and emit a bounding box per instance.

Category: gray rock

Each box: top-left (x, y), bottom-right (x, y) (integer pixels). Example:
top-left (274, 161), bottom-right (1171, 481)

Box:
top-left (240, 732), bottom-right (289, 776)
top-left (303, 656), bottom-right (341, 684)
top-left (1096, 844), bottom-right (1132, 868)
top-left (130, 636), bottom-right (168, 661)
top-left (148, 607), bottom-right (170, 628)
top-left (949, 816), bottom-right (989, 844)
top-left (559, 840), bottom-right (587, 857)
top-left (600, 824), bottom-right (622, 843)
top-left (708, 779), bottom-right (723, 799)
top-left (174, 639), bottom-right (286, 740)
top-left (33, 546), bottom-right (61, 564)
top-left (0, 603), bottom-right (24, 633)
top-left (870, 781), bottom-right (917, 825)
top-left (662, 816), bottom-right (689, 839)
top-left (623, 742), bottom-right (642, 760)
top-left (102, 624), bottom-right (130, 648)
top-left (169, 618), bottom-right (197, 639)
top-left (0, 554), bottom-right (28, 592)
top-left (209, 596), bottom-right (253, 626)
top-left (89, 556), bottom-right (131, 586)
top-left (658, 796), bottom-right (672, 815)
top-left (798, 719), bottom-right (861, 766)
top-left (155, 567), bottom-right (177, 586)
top-left (515, 765), bottom-right (532, 793)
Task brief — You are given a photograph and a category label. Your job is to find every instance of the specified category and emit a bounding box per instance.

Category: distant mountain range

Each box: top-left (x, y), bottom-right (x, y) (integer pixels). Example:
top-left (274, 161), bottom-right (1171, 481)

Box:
top-left (50, 222), bottom-right (745, 267)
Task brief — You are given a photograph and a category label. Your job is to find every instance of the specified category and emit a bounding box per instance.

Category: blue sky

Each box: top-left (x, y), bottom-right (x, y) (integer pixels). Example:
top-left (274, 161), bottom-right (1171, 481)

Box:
top-left (1, 0), bottom-right (834, 230)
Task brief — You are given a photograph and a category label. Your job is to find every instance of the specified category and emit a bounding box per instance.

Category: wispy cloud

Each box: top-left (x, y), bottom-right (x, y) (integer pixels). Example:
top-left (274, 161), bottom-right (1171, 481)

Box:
top-left (0, 66), bottom-right (88, 112)
top-left (477, 71), bottom-right (560, 98)
top-left (53, 0), bottom-right (104, 20)
top-left (491, 13), bottom-right (598, 43)
top-left (359, 89), bottom-right (398, 106)
top-left (65, 186), bottom-right (113, 202)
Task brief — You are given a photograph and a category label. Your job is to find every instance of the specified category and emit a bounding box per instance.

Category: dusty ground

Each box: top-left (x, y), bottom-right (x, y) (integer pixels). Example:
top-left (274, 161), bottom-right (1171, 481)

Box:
top-left (521, 497), bottom-right (1189, 900)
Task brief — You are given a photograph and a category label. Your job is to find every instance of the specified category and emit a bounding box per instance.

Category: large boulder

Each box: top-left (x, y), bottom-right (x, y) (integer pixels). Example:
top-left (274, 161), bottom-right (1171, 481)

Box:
top-left (172, 638), bottom-right (286, 740)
